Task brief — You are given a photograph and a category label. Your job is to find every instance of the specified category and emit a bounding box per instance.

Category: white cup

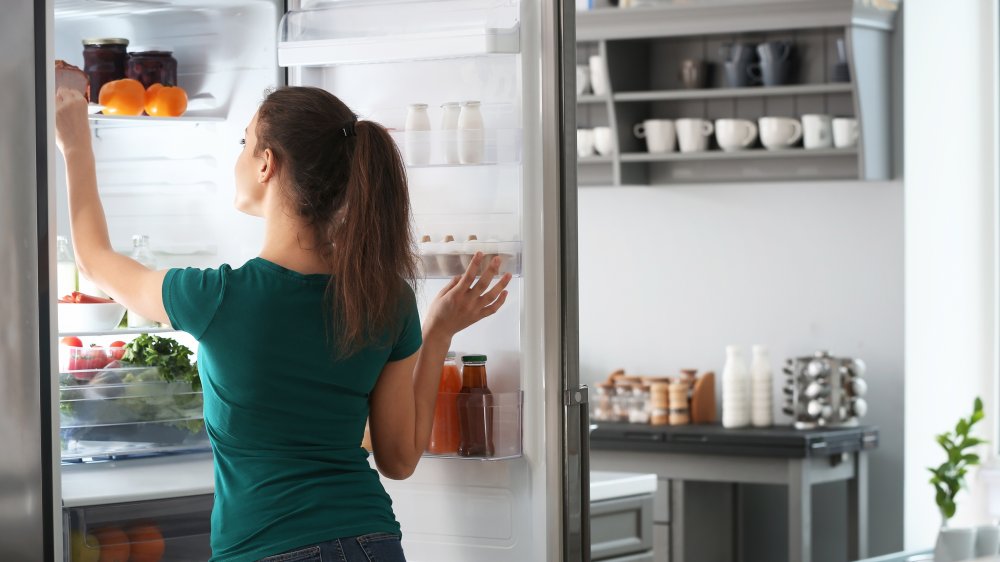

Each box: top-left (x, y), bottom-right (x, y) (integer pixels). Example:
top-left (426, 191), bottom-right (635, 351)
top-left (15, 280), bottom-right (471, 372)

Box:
top-left (577, 128), bottom-right (596, 157)
top-left (675, 118), bottom-right (714, 153)
top-left (594, 126), bottom-right (615, 156)
top-left (758, 117), bottom-right (803, 150)
top-left (633, 119), bottom-right (676, 153)
top-left (576, 64), bottom-right (591, 96)
top-left (589, 55), bottom-right (610, 96)
top-left (802, 114), bottom-right (834, 149)
top-left (833, 117), bottom-right (859, 148)
top-left (974, 525), bottom-right (1000, 557)
top-left (714, 119), bottom-right (757, 152)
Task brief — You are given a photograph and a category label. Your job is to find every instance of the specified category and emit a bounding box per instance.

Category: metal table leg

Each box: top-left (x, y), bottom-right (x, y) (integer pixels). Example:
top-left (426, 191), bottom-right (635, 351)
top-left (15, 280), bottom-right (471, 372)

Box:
top-left (788, 459), bottom-right (811, 562)
top-left (848, 451), bottom-right (870, 560)
top-left (671, 479), bottom-right (684, 562)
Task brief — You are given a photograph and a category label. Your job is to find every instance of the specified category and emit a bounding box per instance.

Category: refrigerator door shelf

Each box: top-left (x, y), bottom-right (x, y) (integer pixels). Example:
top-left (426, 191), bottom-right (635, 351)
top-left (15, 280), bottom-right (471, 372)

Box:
top-left (64, 493), bottom-right (213, 561)
top-left (422, 390), bottom-right (523, 460)
top-left (418, 241), bottom-right (521, 278)
top-left (391, 128), bottom-right (522, 168)
top-left (279, 2), bottom-right (520, 67)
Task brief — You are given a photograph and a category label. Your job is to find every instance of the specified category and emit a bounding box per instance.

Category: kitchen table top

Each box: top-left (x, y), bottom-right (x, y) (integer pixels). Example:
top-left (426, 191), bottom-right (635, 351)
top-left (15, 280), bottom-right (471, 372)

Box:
top-left (590, 470), bottom-right (657, 502)
top-left (590, 422), bottom-right (879, 458)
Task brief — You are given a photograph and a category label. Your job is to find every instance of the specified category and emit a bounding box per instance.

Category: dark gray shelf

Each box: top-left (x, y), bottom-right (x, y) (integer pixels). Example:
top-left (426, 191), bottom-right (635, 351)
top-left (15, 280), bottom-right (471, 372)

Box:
top-left (578, 95), bottom-right (611, 104)
top-left (613, 83), bottom-right (853, 102)
top-left (579, 155), bottom-right (615, 164)
top-left (620, 147), bottom-right (858, 163)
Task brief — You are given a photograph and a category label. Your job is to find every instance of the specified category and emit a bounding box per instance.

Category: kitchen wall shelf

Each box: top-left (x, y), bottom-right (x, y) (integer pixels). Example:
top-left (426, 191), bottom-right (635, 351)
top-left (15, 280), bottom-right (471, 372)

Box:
top-left (620, 147), bottom-right (857, 162)
top-left (613, 83), bottom-right (853, 102)
top-left (575, 0), bottom-right (897, 186)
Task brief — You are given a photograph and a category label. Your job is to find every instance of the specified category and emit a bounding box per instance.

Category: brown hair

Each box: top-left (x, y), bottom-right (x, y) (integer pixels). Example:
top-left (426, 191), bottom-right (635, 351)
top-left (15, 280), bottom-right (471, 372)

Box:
top-left (254, 86), bottom-right (417, 355)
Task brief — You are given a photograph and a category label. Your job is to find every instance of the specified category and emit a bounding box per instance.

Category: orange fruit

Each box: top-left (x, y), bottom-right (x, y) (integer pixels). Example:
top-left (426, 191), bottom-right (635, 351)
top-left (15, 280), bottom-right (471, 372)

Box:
top-left (144, 84), bottom-right (188, 117)
top-left (125, 524), bottom-right (165, 562)
top-left (92, 527), bottom-right (130, 562)
top-left (98, 79), bottom-right (145, 116)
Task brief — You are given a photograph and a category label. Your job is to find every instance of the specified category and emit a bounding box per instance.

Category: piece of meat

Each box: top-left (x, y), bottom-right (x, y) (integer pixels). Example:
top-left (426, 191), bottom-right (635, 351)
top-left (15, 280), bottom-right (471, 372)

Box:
top-left (55, 60), bottom-right (90, 102)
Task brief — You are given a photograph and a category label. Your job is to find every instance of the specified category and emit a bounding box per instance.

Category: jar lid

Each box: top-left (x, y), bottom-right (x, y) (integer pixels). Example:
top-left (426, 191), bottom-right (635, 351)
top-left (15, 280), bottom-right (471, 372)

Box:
top-left (462, 100), bottom-right (481, 106)
top-left (462, 354), bottom-right (487, 363)
top-left (82, 38), bottom-right (129, 46)
top-left (409, 103), bottom-right (428, 109)
top-left (128, 46), bottom-right (173, 54)
top-left (441, 102), bottom-right (461, 107)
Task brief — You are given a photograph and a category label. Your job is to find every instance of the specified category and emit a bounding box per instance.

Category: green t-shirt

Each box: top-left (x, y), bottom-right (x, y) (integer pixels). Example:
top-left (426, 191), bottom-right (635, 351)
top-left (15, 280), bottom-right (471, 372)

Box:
top-left (162, 257), bottom-right (421, 561)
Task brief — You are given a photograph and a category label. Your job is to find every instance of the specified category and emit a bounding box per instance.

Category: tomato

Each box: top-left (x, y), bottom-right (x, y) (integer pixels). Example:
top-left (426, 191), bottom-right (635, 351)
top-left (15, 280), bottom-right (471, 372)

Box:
top-left (109, 341), bottom-right (126, 360)
top-left (144, 83), bottom-right (187, 117)
top-left (72, 292), bottom-right (116, 304)
top-left (61, 336), bottom-right (83, 348)
top-left (98, 79), bottom-right (145, 116)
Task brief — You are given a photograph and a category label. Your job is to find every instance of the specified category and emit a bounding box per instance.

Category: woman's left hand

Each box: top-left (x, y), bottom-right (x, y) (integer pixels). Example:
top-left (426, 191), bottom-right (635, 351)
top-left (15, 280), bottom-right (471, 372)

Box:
top-left (55, 87), bottom-right (93, 155)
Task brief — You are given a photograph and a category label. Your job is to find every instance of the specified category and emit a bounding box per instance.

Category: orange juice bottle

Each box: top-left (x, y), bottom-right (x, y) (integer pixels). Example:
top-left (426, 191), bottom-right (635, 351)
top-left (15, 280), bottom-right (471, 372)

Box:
top-left (428, 352), bottom-right (462, 454)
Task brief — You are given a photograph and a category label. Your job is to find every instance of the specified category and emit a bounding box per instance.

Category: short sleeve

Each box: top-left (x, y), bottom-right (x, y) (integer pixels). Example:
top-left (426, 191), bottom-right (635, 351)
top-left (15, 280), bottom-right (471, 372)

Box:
top-left (162, 266), bottom-right (228, 340)
top-left (388, 287), bottom-right (422, 361)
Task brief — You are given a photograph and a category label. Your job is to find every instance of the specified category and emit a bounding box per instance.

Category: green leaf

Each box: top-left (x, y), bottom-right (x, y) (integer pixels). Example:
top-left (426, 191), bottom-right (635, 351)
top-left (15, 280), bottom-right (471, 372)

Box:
top-left (956, 419), bottom-right (969, 436)
top-left (961, 454), bottom-right (981, 465)
top-left (947, 479), bottom-right (960, 495)
top-left (959, 437), bottom-right (987, 449)
top-left (944, 500), bottom-right (956, 519)
top-left (929, 475), bottom-right (941, 485)
top-left (935, 485), bottom-right (947, 508)
top-left (949, 448), bottom-right (962, 464)
top-left (974, 397), bottom-right (984, 414)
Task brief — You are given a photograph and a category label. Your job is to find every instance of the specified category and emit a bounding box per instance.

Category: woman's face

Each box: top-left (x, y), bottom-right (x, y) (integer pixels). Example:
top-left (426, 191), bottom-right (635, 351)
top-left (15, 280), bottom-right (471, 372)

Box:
top-left (233, 112), bottom-right (267, 216)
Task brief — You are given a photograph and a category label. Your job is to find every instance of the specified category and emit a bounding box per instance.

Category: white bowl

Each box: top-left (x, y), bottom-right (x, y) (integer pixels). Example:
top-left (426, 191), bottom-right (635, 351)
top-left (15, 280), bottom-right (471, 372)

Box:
top-left (58, 302), bottom-right (126, 333)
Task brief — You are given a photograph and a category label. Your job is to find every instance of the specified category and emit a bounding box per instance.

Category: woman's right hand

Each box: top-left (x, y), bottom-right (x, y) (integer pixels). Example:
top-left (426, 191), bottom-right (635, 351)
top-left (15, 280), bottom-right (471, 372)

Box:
top-left (423, 252), bottom-right (512, 341)
top-left (55, 87), bottom-right (93, 156)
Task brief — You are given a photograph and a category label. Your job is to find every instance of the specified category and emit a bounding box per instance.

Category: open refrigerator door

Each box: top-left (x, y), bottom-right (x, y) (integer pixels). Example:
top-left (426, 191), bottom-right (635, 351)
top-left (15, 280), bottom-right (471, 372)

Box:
top-left (280, 0), bottom-right (579, 560)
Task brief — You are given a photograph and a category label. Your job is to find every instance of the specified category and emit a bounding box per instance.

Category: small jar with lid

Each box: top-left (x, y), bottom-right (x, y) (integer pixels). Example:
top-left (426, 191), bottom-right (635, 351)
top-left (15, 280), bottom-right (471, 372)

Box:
top-left (590, 382), bottom-right (614, 422)
top-left (82, 38), bottom-right (129, 101)
top-left (650, 382), bottom-right (670, 426)
top-left (127, 47), bottom-right (178, 89)
top-left (628, 384), bottom-right (651, 424)
top-left (611, 383), bottom-right (633, 422)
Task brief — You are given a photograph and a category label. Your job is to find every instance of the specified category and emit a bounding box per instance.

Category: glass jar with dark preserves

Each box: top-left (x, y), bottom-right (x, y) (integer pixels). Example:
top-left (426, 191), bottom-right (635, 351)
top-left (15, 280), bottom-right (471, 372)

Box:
top-left (126, 48), bottom-right (178, 89)
top-left (81, 38), bottom-right (129, 101)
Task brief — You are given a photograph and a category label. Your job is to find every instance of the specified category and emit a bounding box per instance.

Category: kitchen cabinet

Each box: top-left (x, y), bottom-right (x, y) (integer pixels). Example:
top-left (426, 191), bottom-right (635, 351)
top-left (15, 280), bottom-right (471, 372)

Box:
top-left (575, 0), bottom-right (899, 186)
top-left (591, 471), bottom-right (657, 561)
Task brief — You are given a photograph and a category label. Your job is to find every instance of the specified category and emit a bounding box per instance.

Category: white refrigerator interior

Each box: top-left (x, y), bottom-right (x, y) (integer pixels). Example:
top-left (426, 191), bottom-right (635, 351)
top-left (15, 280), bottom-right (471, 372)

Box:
top-left (53, 0), bottom-right (564, 561)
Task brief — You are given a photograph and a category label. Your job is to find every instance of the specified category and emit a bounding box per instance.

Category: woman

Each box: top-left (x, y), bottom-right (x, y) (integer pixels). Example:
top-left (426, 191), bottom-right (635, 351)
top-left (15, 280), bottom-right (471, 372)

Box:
top-left (55, 85), bottom-right (511, 562)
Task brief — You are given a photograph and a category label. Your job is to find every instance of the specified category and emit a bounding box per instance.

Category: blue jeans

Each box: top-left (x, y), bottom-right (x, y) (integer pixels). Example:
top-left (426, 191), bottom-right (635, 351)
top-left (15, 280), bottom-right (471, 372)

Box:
top-left (257, 533), bottom-right (405, 562)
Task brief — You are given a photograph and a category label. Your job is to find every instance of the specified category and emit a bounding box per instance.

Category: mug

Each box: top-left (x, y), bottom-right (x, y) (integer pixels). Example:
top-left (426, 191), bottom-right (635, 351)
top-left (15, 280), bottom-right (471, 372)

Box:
top-left (594, 126), bottom-right (615, 156)
top-left (576, 64), bottom-right (591, 96)
top-left (675, 118), bottom-right (714, 153)
top-left (589, 55), bottom-right (610, 96)
top-left (758, 117), bottom-right (803, 150)
top-left (577, 128), bottom-right (596, 157)
top-left (724, 60), bottom-right (757, 88)
top-left (715, 119), bottom-right (757, 152)
top-left (802, 114), bottom-right (833, 149)
top-left (634, 119), bottom-right (677, 153)
top-left (680, 59), bottom-right (706, 89)
top-left (833, 117), bottom-right (859, 148)
top-left (751, 41), bottom-right (794, 86)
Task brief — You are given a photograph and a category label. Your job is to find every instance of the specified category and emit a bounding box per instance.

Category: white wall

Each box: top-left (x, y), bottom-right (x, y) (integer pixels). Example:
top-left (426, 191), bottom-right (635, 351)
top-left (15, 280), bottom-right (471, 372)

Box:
top-left (903, 0), bottom-right (999, 545)
top-left (579, 180), bottom-right (905, 558)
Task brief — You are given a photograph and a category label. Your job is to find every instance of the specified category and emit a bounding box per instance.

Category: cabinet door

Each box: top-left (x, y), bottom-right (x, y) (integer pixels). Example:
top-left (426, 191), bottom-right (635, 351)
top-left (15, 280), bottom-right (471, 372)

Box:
top-left (591, 494), bottom-right (654, 561)
top-left (64, 494), bottom-right (212, 562)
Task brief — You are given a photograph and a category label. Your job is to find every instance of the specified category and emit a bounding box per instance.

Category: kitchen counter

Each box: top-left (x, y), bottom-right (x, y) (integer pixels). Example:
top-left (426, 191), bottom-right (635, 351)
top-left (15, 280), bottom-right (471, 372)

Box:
top-left (591, 470), bottom-right (657, 502)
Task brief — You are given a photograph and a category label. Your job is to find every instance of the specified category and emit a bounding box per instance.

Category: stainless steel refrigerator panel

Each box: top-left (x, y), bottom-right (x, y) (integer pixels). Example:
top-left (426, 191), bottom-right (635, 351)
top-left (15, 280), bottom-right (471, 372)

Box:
top-left (0, 0), bottom-right (56, 560)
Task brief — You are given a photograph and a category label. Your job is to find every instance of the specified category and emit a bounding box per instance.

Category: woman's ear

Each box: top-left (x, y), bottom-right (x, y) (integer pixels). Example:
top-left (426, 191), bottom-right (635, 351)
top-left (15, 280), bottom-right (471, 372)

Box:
top-left (259, 147), bottom-right (276, 184)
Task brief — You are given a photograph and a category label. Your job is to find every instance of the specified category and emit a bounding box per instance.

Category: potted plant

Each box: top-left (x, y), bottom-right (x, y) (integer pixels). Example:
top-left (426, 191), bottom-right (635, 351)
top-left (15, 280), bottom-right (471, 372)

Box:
top-left (930, 397), bottom-right (987, 562)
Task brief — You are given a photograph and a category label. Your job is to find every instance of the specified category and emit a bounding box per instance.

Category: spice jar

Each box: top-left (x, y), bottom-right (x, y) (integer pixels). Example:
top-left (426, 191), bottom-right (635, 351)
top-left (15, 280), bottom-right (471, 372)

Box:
top-left (612, 383), bottom-right (633, 422)
top-left (82, 38), bottom-right (129, 101)
top-left (668, 381), bottom-right (691, 425)
top-left (591, 382), bottom-right (614, 422)
top-left (628, 384), bottom-right (651, 424)
top-left (650, 382), bottom-right (670, 426)
top-left (127, 47), bottom-right (178, 89)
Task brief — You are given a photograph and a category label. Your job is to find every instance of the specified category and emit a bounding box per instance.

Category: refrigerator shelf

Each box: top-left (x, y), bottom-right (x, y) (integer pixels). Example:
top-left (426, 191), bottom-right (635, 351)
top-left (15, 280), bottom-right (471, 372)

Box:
top-left (391, 128), bottom-right (522, 168)
top-left (88, 114), bottom-right (225, 128)
top-left (423, 390), bottom-right (523, 461)
top-left (58, 326), bottom-right (179, 338)
top-left (418, 241), bottom-right (521, 278)
top-left (278, 3), bottom-right (520, 67)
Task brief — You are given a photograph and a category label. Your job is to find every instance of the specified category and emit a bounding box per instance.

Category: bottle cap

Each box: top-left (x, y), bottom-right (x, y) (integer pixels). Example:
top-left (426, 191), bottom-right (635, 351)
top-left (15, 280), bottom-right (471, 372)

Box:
top-left (82, 38), bottom-right (129, 46)
top-left (462, 354), bottom-right (487, 363)
top-left (445, 351), bottom-right (456, 359)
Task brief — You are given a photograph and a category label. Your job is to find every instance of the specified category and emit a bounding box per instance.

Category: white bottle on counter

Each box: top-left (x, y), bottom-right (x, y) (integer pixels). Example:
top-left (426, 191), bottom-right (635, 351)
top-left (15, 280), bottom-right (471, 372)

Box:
top-left (458, 101), bottom-right (485, 164)
top-left (441, 102), bottom-right (461, 164)
top-left (722, 345), bottom-right (751, 428)
top-left (127, 234), bottom-right (159, 328)
top-left (56, 236), bottom-right (77, 299)
top-left (404, 103), bottom-right (431, 166)
top-left (750, 345), bottom-right (773, 427)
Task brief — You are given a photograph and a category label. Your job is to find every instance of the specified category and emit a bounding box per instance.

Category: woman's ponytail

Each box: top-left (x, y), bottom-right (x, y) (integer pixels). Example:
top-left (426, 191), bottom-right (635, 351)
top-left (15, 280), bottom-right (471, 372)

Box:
top-left (329, 119), bottom-right (417, 354)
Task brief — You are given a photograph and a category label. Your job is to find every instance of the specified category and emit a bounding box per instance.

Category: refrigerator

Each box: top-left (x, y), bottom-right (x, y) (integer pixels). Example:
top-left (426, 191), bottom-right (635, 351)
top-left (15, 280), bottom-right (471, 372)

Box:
top-left (0, 0), bottom-right (587, 560)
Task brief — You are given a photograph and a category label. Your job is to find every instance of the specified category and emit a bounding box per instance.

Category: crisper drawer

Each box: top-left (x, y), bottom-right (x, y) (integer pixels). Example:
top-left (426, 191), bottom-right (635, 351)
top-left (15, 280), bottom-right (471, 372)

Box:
top-left (64, 494), bottom-right (213, 562)
top-left (60, 365), bottom-right (210, 461)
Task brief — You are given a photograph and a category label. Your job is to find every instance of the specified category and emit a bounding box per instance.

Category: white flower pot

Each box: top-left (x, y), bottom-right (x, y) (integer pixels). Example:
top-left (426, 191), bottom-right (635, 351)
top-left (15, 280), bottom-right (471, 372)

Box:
top-left (934, 527), bottom-right (975, 562)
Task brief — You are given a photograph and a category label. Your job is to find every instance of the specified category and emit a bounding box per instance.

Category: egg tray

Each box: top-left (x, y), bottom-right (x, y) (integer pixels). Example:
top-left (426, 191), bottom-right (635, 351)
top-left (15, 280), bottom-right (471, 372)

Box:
top-left (782, 351), bottom-right (869, 430)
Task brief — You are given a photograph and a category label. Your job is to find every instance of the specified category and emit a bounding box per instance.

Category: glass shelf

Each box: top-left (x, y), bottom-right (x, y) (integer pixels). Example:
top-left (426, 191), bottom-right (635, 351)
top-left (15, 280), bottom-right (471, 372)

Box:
top-left (391, 128), bottom-right (522, 168)
top-left (418, 241), bottom-right (521, 278)
top-left (58, 327), bottom-right (178, 338)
